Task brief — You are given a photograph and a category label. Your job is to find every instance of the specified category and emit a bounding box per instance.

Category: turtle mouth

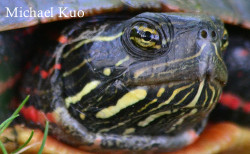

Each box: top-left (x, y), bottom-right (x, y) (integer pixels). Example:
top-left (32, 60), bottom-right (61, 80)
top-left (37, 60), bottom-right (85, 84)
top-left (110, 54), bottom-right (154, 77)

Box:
top-left (204, 72), bottom-right (227, 87)
top-left (210, 77), bottom-right (226, 86)
top-left (125, 63), bottom-right (227, 87)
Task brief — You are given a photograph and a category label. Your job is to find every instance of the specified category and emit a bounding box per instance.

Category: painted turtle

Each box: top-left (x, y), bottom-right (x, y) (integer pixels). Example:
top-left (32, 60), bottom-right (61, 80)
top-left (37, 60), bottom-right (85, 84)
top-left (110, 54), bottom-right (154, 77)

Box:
top-left (0, 0), bottom-right (249, 153)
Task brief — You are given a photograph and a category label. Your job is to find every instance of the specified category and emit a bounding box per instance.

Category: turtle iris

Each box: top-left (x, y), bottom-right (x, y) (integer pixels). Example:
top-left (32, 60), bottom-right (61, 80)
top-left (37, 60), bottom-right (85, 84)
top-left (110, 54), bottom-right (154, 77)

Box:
top-left (130, 22), bottom-right (161, 50)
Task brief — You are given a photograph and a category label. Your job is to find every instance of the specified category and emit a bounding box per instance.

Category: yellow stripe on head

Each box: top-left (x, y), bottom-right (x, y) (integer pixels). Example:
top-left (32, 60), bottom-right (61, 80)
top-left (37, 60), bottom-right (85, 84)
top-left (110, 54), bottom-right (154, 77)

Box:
top-left (96, 89), bottom-right (147, 119)
top-left (63, 32), bottom-right (124, 58)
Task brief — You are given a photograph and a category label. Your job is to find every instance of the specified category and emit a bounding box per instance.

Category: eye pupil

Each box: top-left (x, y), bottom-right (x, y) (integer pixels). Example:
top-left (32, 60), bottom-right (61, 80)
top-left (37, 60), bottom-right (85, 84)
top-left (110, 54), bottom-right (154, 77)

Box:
top-left (223, 34), bottom-right (228, 41)
top-left (143, 31), bottom-right (152, 41)
top-left (222, 34), bottom-right (228, 46)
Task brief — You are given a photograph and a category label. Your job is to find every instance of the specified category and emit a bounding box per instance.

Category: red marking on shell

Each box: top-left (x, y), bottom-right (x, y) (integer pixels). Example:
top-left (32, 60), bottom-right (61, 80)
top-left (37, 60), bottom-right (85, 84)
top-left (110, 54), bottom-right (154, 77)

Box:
top-left (58, 35), bottom-right (68, 44)
top-left (40, 70), bottom-right (49, 79)
top-left (219, 93), bottom-right (250, 114)
top-left (46, 113), bottom-right (57, 123)
top-left (29, 107), bottom-right (39, 122)
top-left (54, 64), bottom-right (62, 70)
top-left (20, 107), bottom-right (29, 121)
top-left (0, 73), bottom-right (21, 94)
top-left (21, 106), bottom-right (58, 125)
top-left (219, 93), bottom-right (241, 110)
top-left (21, 106), bottom-right (40, 123)
top-left (39, 64), bottom-right (61, 79)
top-left (243, 103), bottom-right (250, 113)
top-left (38, 111), bottom-right (46, 124)
top-left (32, 65), bottom-right (40, 74)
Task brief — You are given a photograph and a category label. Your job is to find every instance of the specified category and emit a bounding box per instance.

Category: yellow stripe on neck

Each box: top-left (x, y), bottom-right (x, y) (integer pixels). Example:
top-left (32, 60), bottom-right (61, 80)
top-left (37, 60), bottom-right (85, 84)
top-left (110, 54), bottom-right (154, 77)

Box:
top-left (96, 89), bottom-right (147, 119)
top-left (65, 80), bottom-right (101, 107)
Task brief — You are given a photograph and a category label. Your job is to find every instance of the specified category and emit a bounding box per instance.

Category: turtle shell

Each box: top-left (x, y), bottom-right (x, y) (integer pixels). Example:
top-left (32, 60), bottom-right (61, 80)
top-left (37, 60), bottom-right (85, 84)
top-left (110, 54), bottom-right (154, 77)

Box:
top-left (0, 0), bottom-right (250, 153)
top-left (0, 0), bottom-right (250, 31)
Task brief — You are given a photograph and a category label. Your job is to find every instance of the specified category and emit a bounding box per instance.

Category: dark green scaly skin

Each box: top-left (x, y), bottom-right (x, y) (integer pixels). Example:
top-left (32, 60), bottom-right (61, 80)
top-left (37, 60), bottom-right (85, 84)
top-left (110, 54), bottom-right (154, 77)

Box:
top-left (0, 28), bottom-right (34, 122)
top-left (18, 13), bottom-right (227, 151)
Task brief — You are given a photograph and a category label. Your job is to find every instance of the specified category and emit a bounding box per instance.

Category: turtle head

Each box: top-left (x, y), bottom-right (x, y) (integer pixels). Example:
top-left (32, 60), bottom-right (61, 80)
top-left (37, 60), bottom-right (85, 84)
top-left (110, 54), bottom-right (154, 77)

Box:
top-left (66, 12), bottom-right (228, 131)
top-left (122, 13), bottom-right (228, 87)
top-left (25, 13), bottom-right (228, 149)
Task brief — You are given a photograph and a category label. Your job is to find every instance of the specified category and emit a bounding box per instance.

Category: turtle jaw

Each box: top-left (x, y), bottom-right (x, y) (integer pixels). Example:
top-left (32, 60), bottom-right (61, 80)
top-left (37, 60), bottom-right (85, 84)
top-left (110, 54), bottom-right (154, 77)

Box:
top-left (52, 79), bottom-right (218, 151)
top-left (125, 65), bottom-right (226, 89)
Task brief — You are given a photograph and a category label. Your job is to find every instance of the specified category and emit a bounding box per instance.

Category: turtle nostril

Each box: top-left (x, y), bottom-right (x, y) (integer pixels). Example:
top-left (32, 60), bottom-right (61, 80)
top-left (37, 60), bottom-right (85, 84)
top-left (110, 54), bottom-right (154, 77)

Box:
top-left (201, 30), bottom-right (208, 39)
top-left (200, 30), bottom-right (217, 41)
top-left (211, 31), bottom-right (216, 38)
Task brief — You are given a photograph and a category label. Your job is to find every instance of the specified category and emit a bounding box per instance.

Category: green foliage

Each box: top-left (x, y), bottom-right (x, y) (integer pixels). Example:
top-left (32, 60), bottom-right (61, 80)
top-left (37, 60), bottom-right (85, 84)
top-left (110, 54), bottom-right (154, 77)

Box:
top-left (0, 96), bottom-right (49, 153)
top-left (38, 121), bottom-right (49, 154)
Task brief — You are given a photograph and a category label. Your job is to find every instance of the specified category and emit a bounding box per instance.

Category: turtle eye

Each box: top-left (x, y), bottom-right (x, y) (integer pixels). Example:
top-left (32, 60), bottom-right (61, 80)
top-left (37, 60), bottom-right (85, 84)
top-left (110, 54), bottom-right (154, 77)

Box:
top-left (129, 22), bottom-right (161, 50)
top-left (123, 20), bottom-right (170, 59)
top-left (221, 29), bottom-right (229, 51)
